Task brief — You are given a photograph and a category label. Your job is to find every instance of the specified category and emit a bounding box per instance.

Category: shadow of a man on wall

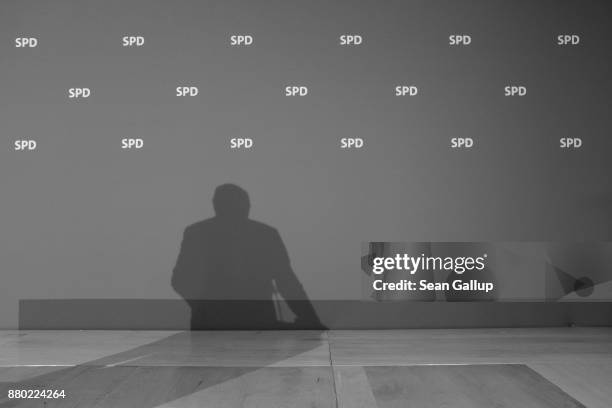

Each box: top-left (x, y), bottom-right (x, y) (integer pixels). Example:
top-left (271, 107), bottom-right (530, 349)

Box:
top-left (172, 184), bottom-right (324, 329)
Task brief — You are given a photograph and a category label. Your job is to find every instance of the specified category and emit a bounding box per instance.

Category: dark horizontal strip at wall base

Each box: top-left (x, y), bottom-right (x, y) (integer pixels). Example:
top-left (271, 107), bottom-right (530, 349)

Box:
top-left (18, 299), bottom-right (612, 330)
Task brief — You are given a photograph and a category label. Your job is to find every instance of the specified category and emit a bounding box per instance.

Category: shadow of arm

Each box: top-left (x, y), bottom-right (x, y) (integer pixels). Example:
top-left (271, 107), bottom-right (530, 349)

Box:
top-left (171, 227), bottom-right (199, 300)
top-left (270, 229), bottom-right (325, 328)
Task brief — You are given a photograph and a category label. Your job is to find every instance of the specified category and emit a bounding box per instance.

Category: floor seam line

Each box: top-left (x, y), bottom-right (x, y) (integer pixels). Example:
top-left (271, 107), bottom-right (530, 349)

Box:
top-left (326, 331), bottom-right (339, 408)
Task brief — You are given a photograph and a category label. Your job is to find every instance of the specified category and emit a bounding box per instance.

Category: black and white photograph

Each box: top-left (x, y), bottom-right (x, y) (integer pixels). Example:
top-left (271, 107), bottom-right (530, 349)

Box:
top-left (1, 1), bottom-right (611, 407)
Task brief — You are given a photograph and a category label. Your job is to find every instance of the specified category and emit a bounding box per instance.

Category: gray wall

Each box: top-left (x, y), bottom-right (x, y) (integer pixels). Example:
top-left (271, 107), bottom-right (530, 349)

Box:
top-left (1, 0), bottom-right (611, 328)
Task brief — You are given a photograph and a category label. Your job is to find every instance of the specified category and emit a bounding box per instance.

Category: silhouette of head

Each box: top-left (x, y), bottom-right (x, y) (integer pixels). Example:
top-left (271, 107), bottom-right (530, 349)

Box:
top-left (213, 184), bottom-right (250, 219)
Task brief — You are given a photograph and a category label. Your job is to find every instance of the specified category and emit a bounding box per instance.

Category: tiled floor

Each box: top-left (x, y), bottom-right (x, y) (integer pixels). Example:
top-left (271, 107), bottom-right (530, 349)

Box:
top-left (0, 328), bottom-right (610, 407)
